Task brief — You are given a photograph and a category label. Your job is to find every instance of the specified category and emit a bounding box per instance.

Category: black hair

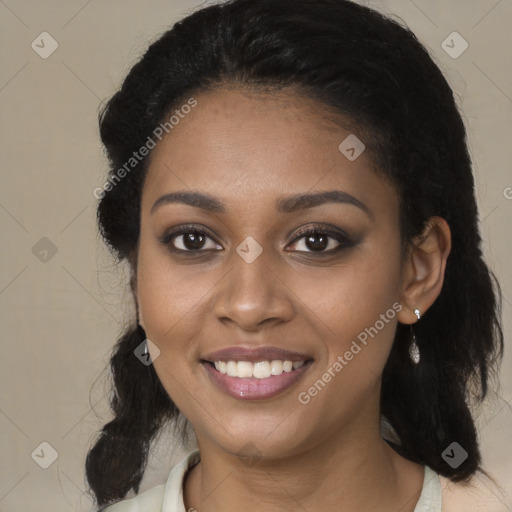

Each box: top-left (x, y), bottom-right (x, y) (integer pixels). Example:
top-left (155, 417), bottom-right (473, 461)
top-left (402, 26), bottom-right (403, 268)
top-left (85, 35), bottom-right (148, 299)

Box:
top-left (86, 0), bottom-right (504, 506)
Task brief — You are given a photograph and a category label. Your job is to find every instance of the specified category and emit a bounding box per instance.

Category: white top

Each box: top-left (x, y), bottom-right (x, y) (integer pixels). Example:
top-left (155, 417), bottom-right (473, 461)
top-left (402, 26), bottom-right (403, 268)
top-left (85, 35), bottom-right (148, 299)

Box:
top-left (102, 449), bottom-right (443, 512)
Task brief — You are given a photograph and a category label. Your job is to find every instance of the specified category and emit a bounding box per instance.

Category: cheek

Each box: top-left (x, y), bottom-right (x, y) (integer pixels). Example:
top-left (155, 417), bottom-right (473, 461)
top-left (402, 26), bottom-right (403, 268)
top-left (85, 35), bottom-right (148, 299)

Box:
top-left (135, 244), bottom-right (208, 403)
top-left (311, 237), bottom-right (402, 371)
top-left (313, 244), bottom-right (401, 327)
top-left (135, 237), bottom-right (218, 362)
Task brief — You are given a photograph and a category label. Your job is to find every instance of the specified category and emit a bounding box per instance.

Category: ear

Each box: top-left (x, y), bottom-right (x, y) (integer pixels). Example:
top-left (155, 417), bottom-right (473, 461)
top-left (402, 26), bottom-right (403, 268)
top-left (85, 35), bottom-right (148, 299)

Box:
top-left (396, 216), bottom-right (451, 324)
top-left (128, 251), bottom-right (144, 329)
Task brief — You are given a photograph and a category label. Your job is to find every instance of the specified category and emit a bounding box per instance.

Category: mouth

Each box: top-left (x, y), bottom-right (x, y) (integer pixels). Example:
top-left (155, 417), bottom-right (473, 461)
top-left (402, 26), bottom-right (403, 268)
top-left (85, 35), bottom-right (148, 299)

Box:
top-left (200, 358), bottom-right (314, 400)
top-left (203, 358), bottom-right (312, 378)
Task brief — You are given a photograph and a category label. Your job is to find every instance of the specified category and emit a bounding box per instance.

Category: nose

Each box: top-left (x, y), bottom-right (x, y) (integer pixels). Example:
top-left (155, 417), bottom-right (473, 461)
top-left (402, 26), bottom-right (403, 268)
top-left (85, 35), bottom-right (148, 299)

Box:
top-left (211, 248), bottom-right (295, 331)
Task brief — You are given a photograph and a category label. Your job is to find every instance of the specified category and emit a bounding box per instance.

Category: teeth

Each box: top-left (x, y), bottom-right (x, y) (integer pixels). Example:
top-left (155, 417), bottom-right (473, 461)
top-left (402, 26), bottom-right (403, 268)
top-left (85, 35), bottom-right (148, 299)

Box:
top-left (270, 360), bottom-right (283, 375)
top-left (211, 359), bottom-right (307, 378)
top-left (253, 361), bottom-right (270, 379)
top-left (237, 361), bottom-right (253, 378)
top-left (226, 361), bottom-right (238, 377)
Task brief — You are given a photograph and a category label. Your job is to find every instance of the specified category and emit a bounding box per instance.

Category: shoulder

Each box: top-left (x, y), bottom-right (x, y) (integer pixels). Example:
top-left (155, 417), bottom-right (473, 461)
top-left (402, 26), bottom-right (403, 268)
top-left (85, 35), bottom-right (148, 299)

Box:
top-left (439, 471), bottom-right (511, 512)
top-left (100, 484), bottom-right (166, 512)
top-left (101, 449), bottom-right (201, 512)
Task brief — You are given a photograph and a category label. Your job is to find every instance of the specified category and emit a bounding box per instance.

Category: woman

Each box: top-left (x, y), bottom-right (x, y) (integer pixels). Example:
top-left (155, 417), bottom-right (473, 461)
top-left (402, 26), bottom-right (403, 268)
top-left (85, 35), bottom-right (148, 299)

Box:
top-left (86, 0), bottom-right (506, 510)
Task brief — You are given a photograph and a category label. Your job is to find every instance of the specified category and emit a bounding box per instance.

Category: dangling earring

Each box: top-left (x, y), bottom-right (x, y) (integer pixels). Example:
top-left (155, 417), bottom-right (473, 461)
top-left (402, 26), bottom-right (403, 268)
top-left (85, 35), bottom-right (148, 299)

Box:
top-left (409, 308), bottom-right (421, 364)
top-left (143, 339), bottom-right (149, 357)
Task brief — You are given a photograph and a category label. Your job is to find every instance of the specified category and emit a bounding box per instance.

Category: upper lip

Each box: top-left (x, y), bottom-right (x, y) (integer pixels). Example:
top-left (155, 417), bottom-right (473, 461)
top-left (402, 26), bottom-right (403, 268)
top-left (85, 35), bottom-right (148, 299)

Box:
top-left (202, 345), bottom-right (313, 363)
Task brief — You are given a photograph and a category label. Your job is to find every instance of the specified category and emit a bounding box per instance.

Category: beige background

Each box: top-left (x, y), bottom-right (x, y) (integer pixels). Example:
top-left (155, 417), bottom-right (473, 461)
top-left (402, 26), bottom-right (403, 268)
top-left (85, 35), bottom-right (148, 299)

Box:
top-left (0, 0), bottom-right (511, 510)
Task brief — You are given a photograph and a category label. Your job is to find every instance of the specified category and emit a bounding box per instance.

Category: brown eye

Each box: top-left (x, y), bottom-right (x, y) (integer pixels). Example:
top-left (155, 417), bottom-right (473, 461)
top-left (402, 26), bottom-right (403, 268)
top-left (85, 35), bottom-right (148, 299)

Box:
top-left (159, 224), bottom-right (355, 256)
top-left (287, 226), bottom-right (355, 254)
top-left (159, 225), bottom-right (222, 253)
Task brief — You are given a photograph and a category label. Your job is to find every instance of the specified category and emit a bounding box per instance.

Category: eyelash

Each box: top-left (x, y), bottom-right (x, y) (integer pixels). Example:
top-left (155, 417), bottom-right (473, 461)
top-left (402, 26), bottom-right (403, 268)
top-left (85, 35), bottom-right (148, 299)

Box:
top-left (159, 224), bottom-right (355, 256)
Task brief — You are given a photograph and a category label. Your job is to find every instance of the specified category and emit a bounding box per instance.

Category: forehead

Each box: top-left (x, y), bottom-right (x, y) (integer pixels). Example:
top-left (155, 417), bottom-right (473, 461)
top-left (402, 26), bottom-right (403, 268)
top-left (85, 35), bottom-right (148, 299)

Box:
top-left (142, 88), bottom-right (397, 217)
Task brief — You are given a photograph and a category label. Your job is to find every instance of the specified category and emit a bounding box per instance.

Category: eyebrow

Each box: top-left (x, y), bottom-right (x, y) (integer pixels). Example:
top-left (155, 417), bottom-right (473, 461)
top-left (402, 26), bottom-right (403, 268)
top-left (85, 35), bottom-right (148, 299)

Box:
top-left (150, 189), bottom-right (371, 217)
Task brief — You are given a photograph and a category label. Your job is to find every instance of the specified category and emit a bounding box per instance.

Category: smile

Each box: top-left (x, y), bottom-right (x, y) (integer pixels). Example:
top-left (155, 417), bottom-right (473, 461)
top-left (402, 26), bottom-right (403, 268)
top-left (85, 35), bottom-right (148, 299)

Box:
top-left (201, 358), bottom-right (313, 400)
top-left (213, 359), bottom-right (305, 378)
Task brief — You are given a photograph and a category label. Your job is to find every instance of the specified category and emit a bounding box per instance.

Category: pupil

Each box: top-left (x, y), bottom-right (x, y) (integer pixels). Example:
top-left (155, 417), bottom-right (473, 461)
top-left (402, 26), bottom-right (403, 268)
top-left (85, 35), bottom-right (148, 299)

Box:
top-left (306, 233), bottom-right (327, 251)
top-left (185, 231), bottom-right (205, 250)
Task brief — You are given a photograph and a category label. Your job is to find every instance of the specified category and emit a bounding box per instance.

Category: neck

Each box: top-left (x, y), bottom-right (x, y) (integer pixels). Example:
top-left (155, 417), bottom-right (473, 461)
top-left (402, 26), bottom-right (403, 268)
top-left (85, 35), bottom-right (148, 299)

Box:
top-left (183, 422), bottom-right (424, 512)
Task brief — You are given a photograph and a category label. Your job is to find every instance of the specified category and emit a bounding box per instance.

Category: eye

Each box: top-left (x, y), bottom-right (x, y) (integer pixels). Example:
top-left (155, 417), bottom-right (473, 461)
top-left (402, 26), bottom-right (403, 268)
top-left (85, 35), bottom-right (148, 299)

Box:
top-left (287, 225), bottom-right (354, 254)
top-left (159, 224), bottom-right (355, 255)
top-left (159, 225), bottom-right (221, 253)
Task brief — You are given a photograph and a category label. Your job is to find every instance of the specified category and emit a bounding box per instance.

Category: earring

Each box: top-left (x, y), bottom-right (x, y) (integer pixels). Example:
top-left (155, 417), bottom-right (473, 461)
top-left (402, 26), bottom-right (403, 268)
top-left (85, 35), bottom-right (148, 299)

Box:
top-left (143, 339), bottom-right (149, 357)
top-left (409, 308), bottom-right (421, 364)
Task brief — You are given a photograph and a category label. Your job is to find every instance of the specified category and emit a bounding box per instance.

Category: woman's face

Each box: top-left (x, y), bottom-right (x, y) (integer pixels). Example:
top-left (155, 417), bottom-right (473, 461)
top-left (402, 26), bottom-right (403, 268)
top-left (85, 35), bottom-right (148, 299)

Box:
top-left (136, 88), bottom-right (405, 458)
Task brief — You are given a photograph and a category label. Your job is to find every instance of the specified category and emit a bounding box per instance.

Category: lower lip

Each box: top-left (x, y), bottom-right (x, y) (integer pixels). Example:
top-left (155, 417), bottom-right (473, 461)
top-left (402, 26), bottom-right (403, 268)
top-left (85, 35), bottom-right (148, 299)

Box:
top-left (202, 361), bottom-right (313, 400)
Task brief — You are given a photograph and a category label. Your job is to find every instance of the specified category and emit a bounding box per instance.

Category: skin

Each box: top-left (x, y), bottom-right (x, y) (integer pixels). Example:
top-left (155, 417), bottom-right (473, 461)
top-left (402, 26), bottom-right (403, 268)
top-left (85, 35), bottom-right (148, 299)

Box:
top-left (134, 88), bottom-right (452, 512)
